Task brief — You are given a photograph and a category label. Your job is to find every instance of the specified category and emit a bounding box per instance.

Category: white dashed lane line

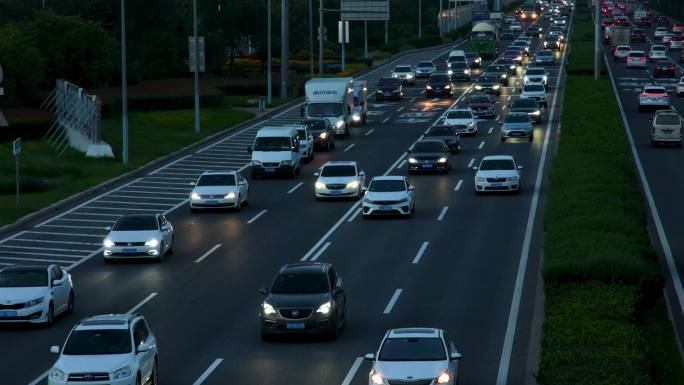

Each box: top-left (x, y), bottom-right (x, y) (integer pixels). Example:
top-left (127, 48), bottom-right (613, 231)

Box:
top-left (194, 244), bottom-right (222, 264)
top-left (192, 359), bottom-right (225, 385)
top-left (488, 126), bottom-right (494, 134)
top-left (287, 182), bottom-right (304, 194)
top-left (478, 141), bottom-right (485, 149)
top-left (437, 206), bottom-right (449, 221)
top-left (454, 179), bottom-right (464, 191)
top-left (365, 128), bottom-right (375, 136)
top-left (343, 144), bottom-right (355, 152)
top-left (247, 209), bottom-right (268, 224)
top-left (467, 158), bottom-right (476, 168)
top-left (309, 242), bottom-right (332, 261)
top-left (412, 242), bottom-right (430, 264)
top-left (382, 117), bottom-right (391, 123)
top-left (397, 159), bottom-right (407, 169)
top-left (383, 289), bottom-right (403, 314)
top-left (347, 208), bottom-right (362, 222)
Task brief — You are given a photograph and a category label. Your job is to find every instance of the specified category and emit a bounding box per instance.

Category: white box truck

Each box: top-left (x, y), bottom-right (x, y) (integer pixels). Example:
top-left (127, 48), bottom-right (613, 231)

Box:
top-left (303, 77), bottom-right (355, 138)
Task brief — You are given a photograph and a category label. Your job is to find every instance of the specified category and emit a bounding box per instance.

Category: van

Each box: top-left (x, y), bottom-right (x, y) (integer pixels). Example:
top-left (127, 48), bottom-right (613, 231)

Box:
top-left (447, 50), bottom-right (467, 65)
top-left (351, 81), bottom-right (368, 126)
top-left (651, 109), bottom-right (683, 147)
top-left (247, 126), bottom-right (301, 178)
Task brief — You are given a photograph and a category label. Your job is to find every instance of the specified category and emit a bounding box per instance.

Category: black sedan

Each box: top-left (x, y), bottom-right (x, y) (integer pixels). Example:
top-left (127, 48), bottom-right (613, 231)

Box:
top-left (448, 62), bottom-right (471, 81)
top-left (424, 125), bottom-right (461, 153)
top-left (259, 262), bottom-right (346, 340)
top-left (301, 118), bottom-right (335, 151)
top-left (494, 58), bottom-right (518, 75)
top-left (486, 65), bottom-right (510, 86)
top-left (375, 77), bottom-right (403, 101)
top-left (631, 28), bottom-right (647, 43)
top-left (426, 73), bottom-right (455, 98)
top-left (526, 25), bottom-right (542, 37)
top-left (407, 139), bottom-right (451, 174)
top-left (474, 75), bottom-right (503, 96)
top-left (510, 98), bottom-right (543, 123)
top-left (654, 60), bottom-right (676, 78)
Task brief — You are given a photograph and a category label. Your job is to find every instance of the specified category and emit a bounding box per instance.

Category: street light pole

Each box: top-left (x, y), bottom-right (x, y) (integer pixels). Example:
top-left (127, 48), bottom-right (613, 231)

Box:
top-left (419, 0), bottom-right (422, 39)
top-left (193, 0), bottom-right (201, 134)
top-left (121, 0), bottom-right (128, 165)
top-left (319, 0), bottom-right (324, 75)
top-left (594, 0), bottom-right (600, 80)
top-left (438, 0), bottom-right (443, 37)
top-left (309, 0), bottom-right (314, 78)
top-left (267, 0), bottom-right (272, 105)
top-left (281, 0), bottom-right (289, 99)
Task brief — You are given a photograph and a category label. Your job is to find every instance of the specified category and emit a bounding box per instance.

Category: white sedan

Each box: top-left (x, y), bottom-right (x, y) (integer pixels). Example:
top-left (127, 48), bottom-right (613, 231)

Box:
top-left (0, 265), bottom-right (74, 324)
top-left (649, 45), bottom-right (668, 62)
top-left (638, 85), bottom-right (670, 112)
top-left (474, 155), bottom-right (523, 194)
top-left (103, 214), bottom-right (174, 262)
top-left (676, 77), bottom-right (684, 97)
top-left (362, 176), bottom-right (415, 218)
top-left (521, 84), bottom-right (548, 107)
top-left (190, 171), bottom-right (249, 211)
top-left (315, 161), bottom-right (366, 200)
top-left (443, 108), bottom-right (478, 135)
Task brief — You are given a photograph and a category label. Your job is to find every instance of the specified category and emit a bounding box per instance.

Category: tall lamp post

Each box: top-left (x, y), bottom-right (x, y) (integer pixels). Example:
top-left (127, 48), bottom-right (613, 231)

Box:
top-left (193, 0), bottom-right (201, 134)
top-left (281, 0), bottom-right (289, 99)
top-left (121, 0), bottom-right (129, 165)
top-left (267, 0), bottom-right (272, 105)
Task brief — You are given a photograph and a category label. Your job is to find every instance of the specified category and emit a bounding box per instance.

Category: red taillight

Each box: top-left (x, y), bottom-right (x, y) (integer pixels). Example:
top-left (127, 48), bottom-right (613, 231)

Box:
top-left (669, 66), bottom-right (674, 70)
top-left (640, 58), bottom-right (647, 62)
top-left (628, 58), bottom-right (633, 62)
top-left (656, 66), bottom-right (662, 70)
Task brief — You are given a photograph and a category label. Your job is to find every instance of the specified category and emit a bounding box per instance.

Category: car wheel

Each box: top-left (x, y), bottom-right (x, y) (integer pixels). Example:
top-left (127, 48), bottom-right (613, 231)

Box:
top-left (150, 360), bottom-right (159, 385)
top-left (67, 291), bottom-right (75, 314)
top-left (529, 135), bottom-right (534, 142)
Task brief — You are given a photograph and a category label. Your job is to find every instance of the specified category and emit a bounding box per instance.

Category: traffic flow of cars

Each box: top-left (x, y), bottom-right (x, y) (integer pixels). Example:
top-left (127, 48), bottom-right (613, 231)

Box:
top-left (0, 3), bottom-right (575, 385)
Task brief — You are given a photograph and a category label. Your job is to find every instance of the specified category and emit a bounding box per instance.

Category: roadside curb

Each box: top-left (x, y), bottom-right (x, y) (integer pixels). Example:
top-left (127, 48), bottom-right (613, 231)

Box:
top-left (0, 38), bottom-right (467, 238)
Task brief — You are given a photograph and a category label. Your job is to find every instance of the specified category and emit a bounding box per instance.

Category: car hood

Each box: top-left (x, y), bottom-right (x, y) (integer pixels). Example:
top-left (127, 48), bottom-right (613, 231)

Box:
top-left (444, 118), bottom-right (473, 125)
top-left (428, 82), bottom-right (450, 87)
top-left (0, 287), bottom-right (49, 302)
top-left (467, 103), bottom-right (493, 109)
top-left (511, 107), bottom-right (537, 113)
top-left (502, 122), bottom-right (533, 130)
top-left (374, 360), bottom-right (448, 381)
top-left (252, 151), bottom-right (294, 163)
top-left (365, 191), bottom-right (409, 201)
top-left (425, 134), bottom-right (457, 143)
top-left (54, 354), bottom-right (132, 375)
top-left (477, 170), bottom-right (518, 178)
top-left (107, 230), bottom-right (160, 242)
top-left (378, 85), bottom-right (400, 91)
top-left (522, 90), bottom-right (545, 96)
top-left (317, 176), bottom-right (357, 185)
top-left (267, 293), bottom-right (330, 308)
top-left (192, 186), bottom-right (238, 195)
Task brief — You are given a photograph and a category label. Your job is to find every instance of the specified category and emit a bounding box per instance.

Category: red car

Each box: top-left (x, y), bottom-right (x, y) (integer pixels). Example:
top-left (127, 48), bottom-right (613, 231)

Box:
top-left (462, 93), bottom-right (495, 119)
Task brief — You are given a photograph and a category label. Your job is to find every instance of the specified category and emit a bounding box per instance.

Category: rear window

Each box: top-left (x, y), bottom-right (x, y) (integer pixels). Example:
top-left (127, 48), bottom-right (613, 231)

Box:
top-left (629, 52), bottom-right (645, 57)
top-left (526, 69), bottom-right (545, 75)
top-left (655, 114), bottom-right (681, 125)
top-left (644, 87), bottom-right (666, 94)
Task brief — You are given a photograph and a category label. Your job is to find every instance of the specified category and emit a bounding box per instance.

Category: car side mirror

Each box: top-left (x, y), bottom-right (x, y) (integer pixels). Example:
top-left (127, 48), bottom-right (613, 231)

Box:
top-left (472, 166), bottom-right (479, 171)
top-left (239, 180), bottom-right (247, 185)
top-left (104, 226), bottom-right (112, 231)
top-left (359, 171), bottom-right (365, 177)
top-left (518, 165), bottom-right (524, 170)
top-left (259, 287), bottom-right (269, 295)
top-left (450, 352), bottom-right (463, 361)
top-left (189, 181), bottom-right (196, 186)
top-left (50, 345), bottom-right (60, 354)
top-left (314, 172), bottom-right (320, 177)
top-left (136, 345), bottom-right (150, 354)
top-left (334, 287), bottom-right (344, 295)
top-left (364, 353), bottom-right (375, 361)
top-left (247, 146), bottom-right (253, 153)
top-left (51, 279), bottom-right (62, 287)
top-left (408, 185), bottom-right (415, 191)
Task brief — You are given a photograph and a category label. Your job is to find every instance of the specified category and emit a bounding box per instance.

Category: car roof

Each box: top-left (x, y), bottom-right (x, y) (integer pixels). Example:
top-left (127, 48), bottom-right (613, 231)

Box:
top-left (644, 85), bottom-right (666, 91)
top-left (257, 126), bottom-right (298, 136)
top-left (482, 155), bottom-right (515, 161)
top-left (199, 170), bottom-right (238, 176)
top-left (371, 176), bottom-right (405, 182)
top-left (394, 64), bottom-right (412, 68)
top-left (387, 328), bottom-right (442, 339)
top-left (279, 262), bottom-right (329, 274)
top-left (322, 161), bottom-right (357, 167)
top-left (76, 314), bottom-right (138, 330)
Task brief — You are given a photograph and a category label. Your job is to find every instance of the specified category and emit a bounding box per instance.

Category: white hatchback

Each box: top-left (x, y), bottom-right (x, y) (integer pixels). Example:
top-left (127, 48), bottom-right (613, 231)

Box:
top-left (443, 108), bottom-right (477, 135)
top-left (649, 45), bottom-right (668, 62)
top-left (315, 161), bottom-right (366, 200)
top-left (0, 265), bottom-right (74, 325)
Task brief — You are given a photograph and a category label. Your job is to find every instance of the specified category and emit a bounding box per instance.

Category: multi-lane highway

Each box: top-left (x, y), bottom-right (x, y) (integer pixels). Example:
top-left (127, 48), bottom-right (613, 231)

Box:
top-left (0, 12), bottom-right (569, 385)
top-left (602, 11), bottom-right (684, 346)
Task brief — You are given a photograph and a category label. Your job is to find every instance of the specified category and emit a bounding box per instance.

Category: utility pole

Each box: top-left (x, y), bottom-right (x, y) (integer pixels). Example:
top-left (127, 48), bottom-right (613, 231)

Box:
top-left (594, 0), bottom-right (600, 80)
top-left (419, 0), bottom-right (422, 39)
top-left (267, 0), bottom-right (272, 105)
top-left (364, 20), bottom-right (368, 58)
top-left (121, 0), bottom-right (128, 165)
top-left (438, 0), bottom-right (443, 36)
top-left (319, 0), bottom-right (324, 74)
top-left (385, 20), bottom-right (389, 44)
top-left (309, 0), bottom-right (314, 78)
top-left (193, 0), bottom-right (201, 134)
top-left (281, 0), bottom-right (289, 99)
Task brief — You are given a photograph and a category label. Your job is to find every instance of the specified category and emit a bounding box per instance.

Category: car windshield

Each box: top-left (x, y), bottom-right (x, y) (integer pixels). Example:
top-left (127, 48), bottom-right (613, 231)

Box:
top-left (480, 76), bottom-right (499, 82)
top-left (0, 269), bottom-right (47, 287)
top-left (655, 114), bottom-right (680, 125)
top-left (469, 96), bottom-right (490, 104)
top-left (526, 69), bottom-right (545, 75)
top-left (430, 75), bottom-right (450, 82)
top-left (113, 216), bottom-right (157, 231)
top-left (480, 159), bottom-right (515, 170)
top-left (321, 165), bottom-right (356, 177)
top-left (297, 129), bottom-right (307, 139)
top-left (271, 272), bottom-right (329, 294)
top-left (653, 46), bottom-right (666, 51)
top-left (428, 126), bottom-right (457, 136)
top-left (302, 119), bottom-right (326, 131)
top-left (197, 174), bottom-right (236, 186)
top-left (378, 338), bottom-right (446, 361)
top-left (513, 99), bottom-right (537, 108)
top-left (418, 62), bottom-right (434, 68)
top-left (308, 103), bottom-right (343, 117)
top-left (253, 136), bottom-right (292, 151)
top-left (63, 330), bottom-right (132, 355)
top-left (538, 51), bottom-right (553, 57)
top-left (524, 85), bottom-right (545, 92)
top-left (506, 114), bottom-right (531, 123)
top-left (368, 180), bottom-right (406, 192)
top-left (395, 66), bottom-right (412, 72)
top-left (413, 142), bottom-right (444, 152)
top-left (447, 111), bottom-right (472, 119)
top-left (378, 78), bottom-right (400, 86)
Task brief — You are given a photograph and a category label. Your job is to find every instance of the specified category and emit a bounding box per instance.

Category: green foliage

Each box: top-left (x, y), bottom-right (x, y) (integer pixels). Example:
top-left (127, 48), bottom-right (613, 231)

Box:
top-left (0, 22), bottom-right (44, 106)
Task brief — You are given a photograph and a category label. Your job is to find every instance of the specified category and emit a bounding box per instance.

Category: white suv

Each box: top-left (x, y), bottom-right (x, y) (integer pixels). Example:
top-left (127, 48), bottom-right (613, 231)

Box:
top-left (651, 109), bottom-right (682, 147)
top-left (364, 328), bottom-right (463, 385)
top-left (391, 65), bottom-right (416, 85)
top-left (48, 314), bottom-right (158, 385)
top-left (315, 161), bottom-right (366, 200)
top-left (362, 176), bottom-right (415, 218)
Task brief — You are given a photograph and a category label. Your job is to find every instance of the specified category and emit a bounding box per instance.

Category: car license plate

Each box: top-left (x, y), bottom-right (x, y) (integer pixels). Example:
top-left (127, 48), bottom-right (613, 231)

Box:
top-left (380, 206), bottom-right (392, 212)
top-left (422, 164), bottom-right (434, 168)
top-left (329, 190), bottom-right (342, 195)
top-left (265, 168), bottom-right (275, 173)
top-left (491, 183), bottom-right (503, 187)
top-left (122, 248), bottom-right (137, 254)
top-left (0, 311), bottom-right (17, 317)
top-left (286, 322), bottom-right (305, 329)
top-left (663, 129), bottom-right (673, 134)
top-left (512, 132), bottom-right (522, 136)
top-left (205, 200), bottom-right (218, 205)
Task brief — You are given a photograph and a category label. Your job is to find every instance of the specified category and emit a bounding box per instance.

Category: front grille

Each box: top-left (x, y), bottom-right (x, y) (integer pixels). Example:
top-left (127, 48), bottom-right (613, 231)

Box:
top-left (387, 380), bottom-right (433, 385)
top-left (326, 184), bottom-right (347, 190)
top-left (262, 162), bottom-right (280, 167)
top-left (279, 308), bottom-right (313, 319)
top-left (200, 194), bottom-right (225, 199)
top-left (487, 177), bottom-right (507, 183)
top-left (114, 242), bottom-right (145, 246)
top-left (67, 373), bottom-right (110, 381)
top-left (371, 200), bottom-right (400, 205)
top-left (0, 303), bottom-right (25, 310)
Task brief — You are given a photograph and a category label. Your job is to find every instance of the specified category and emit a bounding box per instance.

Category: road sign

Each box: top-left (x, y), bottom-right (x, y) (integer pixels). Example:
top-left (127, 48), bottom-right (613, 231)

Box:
top-left (338, 21), bottom-right (350, 44)
top-left (317, 26), bottom-right (328, 41)
top-left (341, 0), bottom-right (390, 21)
top-left (13, 138), bottom-right (21, 156)
top-left (188, 36), bottom-right (205, 73)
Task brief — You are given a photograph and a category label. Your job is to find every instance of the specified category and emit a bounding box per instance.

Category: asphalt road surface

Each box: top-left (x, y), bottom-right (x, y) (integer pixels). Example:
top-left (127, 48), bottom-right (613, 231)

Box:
top-left (0, 13), bottom-right (569, 385)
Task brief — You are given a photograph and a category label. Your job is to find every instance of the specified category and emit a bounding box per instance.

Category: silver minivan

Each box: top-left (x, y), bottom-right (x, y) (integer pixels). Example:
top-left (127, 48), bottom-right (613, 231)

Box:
top-left (248, 126), bottom-right (302, 178)
top-left (651, 109), bottom-right (683, 147)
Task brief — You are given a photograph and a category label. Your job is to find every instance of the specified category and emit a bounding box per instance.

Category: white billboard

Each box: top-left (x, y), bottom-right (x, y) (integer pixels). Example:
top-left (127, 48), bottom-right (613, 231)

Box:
top-left (341, 0), bottom-right (390, 21)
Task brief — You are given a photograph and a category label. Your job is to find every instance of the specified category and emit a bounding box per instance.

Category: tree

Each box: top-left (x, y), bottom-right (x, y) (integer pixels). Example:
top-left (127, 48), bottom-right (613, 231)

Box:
top-left (0, 22), bottom-right (44, 106)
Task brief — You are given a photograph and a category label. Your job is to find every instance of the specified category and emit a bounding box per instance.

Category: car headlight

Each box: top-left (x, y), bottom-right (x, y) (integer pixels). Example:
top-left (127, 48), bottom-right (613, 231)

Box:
top-left (507, 176), bottom-right (519, 181)
top-left (392, 73), bottom-right (398, 78)
top-left (111, 366), bottom-right (132, 380)
top-left (543, 75), bottom-right (548, 82)
top-left (191, 192), bottom-right (201, 200)
top-left (464, 69), bottom-right (470, 74)
top-left (408, 157), bottom-right (418, 164)
top-left (399, 197), bottom-right (410, 203)
top-left (493, 84), bottom-right (501, 89)
top-left (475, 58), bottom-right (481, 63)
top-left (510, 64), bottom-right (517, 70)
top-left (346, 180), bottom-right (359, 189)
top-left (475, 85), bottom-right (482, 89)
top-left (26, 297), bottom-right (45, 308)
top-left (49, 368), bottom-right (66, 381)
top-left (532, 110), bottom-right (541, 115)
top-left (437, 372), bottom-right (451, 384)
top-left (447, 70), bottom-right (453, 75)
top-left (467, 121), bottom-right (474, 127)
top-left (501, 73), bottom-right (507, 78)
top-left (516, 56), bottom-right (522, 61)
top-left (336, 120), bottom-right (344, 128)
top-left (438, 157), bottom-right (448, 163)
top-left (315, 181), bottom-right (326, 189)
top-left (476, 176), bottom-right (486, 182)
top-left (426, 85), bottom-right (433, 90)
top-left (282, 160), bottom-right (292, 166)
top-left (262, 302), bottom-right (277, 315)
top-left (145, 239), bottom-right (159, 247)
top-left (104, 239), bottom-right (114, 248)
top-left (406, 74), bottom-right (413, 79)
top-left (370, 371), bottom-right (384, 385)
top-left (319, 132), bottom-right (328, 139)
top-left (352, 114), bottom-right (361, 121)
top-left (224, 192), bottom-right (236, 199)
top-left (251, 160), bottom-right (262, 166)
top-left (524, 76), bottom-right (530, 82)
top-left (316, 301), bottom-right (332, 314)
top-left (444, 85), bottom-right (451, 89)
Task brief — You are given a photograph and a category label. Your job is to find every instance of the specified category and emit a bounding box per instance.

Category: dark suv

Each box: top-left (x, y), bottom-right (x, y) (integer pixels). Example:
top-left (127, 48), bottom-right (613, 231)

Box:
top-left (259, 263), bottom-right (346, 340)
top-left (426, 73), bottom-right (455, 98)
top-left (654, 59), bottom-right (676, 78)
top-left (301, 118), bottom-right (335, 151)
top-left (375, 77), bottom-right (402, 101)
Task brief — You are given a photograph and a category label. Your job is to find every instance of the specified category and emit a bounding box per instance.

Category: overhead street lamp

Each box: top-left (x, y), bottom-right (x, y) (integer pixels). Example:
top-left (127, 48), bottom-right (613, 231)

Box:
top-left (121, 0), bottom-right (129, 165)
top-left (281, 0), bottom-right (289, 99)
top-left (267, 0), bottom-right (273, 105)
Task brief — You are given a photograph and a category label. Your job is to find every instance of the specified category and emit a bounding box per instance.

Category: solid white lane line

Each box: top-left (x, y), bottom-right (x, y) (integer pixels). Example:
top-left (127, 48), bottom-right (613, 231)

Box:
top-left (412, 242), bottom-right (430, 264)
top-left (437, 206), bottom-right (449, 221)
top-left (247, 209), bottom-right (268, 224)
top-left (341, 357), bottom-right (364, 385)
top-left (496, 21), bottom-right (571, 385)
top-left (287, 182), bottom-right (304, 194)
top-left (192, 359), bottom-right (224, 385)
top-left (467, 158), bottom-right (476, 168)
top-left (488, 126), bottom-right (494, 134)
top-left (382, 117), bottom-right (390, 123)
top-left (309, 242), bottom-right (332, 261)
top-left (365, 128), bottom-right (375, 136)
top-left (478, 141), bottom-right (485, 149)
top-left (344, 144), bottom-right (355, 152)
top-left (410, 97), bottom-right (416, 102)
top-left (27, 372), bottom-right (48, 385)
top-left (454, 179), bottom-right (464, 191)
top-left (127, 292), bottom-right (158, 314)
top-left (397, 106), bottom-right (405, 112)
top-left (383, 289), bottom-right (403, 314)
top-left (397, 159), bottom-right (407, 169)
top-left (195, 244), bottom-right (222, 264)
top-left (347, 208), bottom-right (362, 222)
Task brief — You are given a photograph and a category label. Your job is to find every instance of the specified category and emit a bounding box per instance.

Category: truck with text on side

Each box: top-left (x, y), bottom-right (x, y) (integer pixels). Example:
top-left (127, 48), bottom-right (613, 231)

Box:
top-left (470, 22), bottom-right (498, 59)
top-left (303, 78), bottom-right (355, 139)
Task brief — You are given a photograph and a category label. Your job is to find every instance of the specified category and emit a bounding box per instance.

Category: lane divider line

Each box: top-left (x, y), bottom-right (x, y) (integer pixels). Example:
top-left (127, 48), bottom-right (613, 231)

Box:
top-left (344, 144), bottom-right (355, 152)
top-left (397, 106), bottom-right (405, 112)
top-left (467, 158), bottom-right (476, 168)
top-left (383, 289), bottom-right (403, 314)
top-left (488, 126), bottom-right (495, 134)
top-left (397, 159), bottom-right (407, 169)
top-left (454, 179), bottom-right (464, 191)
top-left (247, 209), bottom-right (268, 224)
top-left (309, 242), bottom-right (332, 262)
top-left (127, 292), bottom-right (158, 314)
top-left (192, 358), bottom-right (224, 385)
top-left (287, 182), bottom-right (304, 194)
top-left (437, 206), bottom-right (449, 221)
top-left (341, 357), bottom-right (364, 385)
top-left (365, 129), bottom-right (375, 136)
top-left (195, 244), bottom-right (222, 264)
top-left (382, 117), bottom-right (390, 123)
top-left (347, 208), bottom-right (362, 222)
top-left (478, 141), bottom-right (486, 149)
top-left (412, 242), bottom-right (430, 264)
